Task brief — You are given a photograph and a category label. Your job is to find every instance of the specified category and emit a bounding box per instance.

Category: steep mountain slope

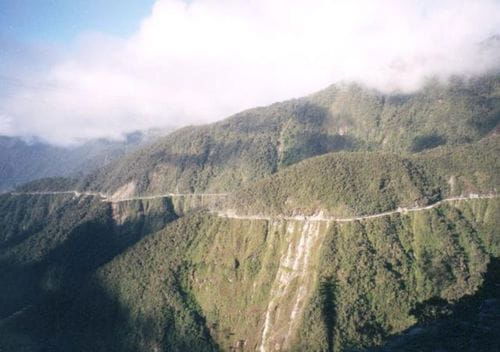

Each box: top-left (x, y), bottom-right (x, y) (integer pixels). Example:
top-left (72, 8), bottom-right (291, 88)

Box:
top-left (0, 134), bottom-right (498, 351)
top-left (0, 193), bottom-right (182, 351)
top-left (82, 74), bottom-right (500, 197)
top-left (0, 128), bottom-right (169, 191)
top-left (3, 196), bottom-right (497, 352)
top-left (368, 257), bottom-right (500, 352)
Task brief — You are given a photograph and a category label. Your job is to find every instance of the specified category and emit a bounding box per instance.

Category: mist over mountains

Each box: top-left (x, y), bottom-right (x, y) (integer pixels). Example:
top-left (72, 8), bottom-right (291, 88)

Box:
top-left (78, 74), bottom-right (500, 198)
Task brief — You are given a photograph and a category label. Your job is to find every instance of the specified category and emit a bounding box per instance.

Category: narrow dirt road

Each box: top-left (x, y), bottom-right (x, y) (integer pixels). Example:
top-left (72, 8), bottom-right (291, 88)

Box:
top-left (7, 190), bottom-right (497, 223)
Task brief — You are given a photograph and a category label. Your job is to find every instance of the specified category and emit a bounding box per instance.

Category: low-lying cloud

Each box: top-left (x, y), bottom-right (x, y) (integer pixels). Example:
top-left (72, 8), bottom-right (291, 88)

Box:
top-left (2, 0), bottom-right (500, 145)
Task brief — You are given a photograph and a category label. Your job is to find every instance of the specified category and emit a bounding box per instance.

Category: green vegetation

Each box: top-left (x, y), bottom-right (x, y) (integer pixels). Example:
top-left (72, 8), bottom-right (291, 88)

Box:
top-left (0, 193), bottom-right (115, 343)
top-left (0, 74), bottom-right (499, 351)
top-left (0, 209), bottom-right (218, 352)
top-left (1, 196), bottom-right (497, 351)
top-left (14, 177), bottom-right (79, 192)
top-left (367, 257), bottom-right (500, 352)
top-left (229, 136), bottom-right (499, 217)
top-left (295, 198), bottom-right (499, 351)
top-left (0, 193), bottom-right (180, 351)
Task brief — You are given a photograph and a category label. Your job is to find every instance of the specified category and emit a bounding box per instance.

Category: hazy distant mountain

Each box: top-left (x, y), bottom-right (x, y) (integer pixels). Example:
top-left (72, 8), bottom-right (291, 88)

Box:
top-left (0, 128), bottom-right (172, 192)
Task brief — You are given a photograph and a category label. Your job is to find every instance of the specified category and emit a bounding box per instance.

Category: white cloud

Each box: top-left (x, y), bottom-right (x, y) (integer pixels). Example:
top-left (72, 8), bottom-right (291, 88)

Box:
top-left (2, 0), bottom-right (500, 145)
top-left (0, 114), bottom-right (13, 135)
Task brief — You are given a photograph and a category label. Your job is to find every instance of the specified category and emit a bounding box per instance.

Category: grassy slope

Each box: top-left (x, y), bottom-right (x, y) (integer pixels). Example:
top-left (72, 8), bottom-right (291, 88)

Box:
top-left (81, 75), bottom-right (500, 196)
top-left (73, 137), bottom-right (498, 351)
top-left (0, 194), bottom-right (111, 319)
top-left (0, 213), bottom-right (218, 352)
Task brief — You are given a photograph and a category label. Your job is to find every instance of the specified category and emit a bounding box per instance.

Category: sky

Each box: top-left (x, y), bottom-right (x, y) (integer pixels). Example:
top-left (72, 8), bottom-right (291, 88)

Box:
top-left (0, 0), bottom-right (155, 43)
top-left (1, 0), bottom-right (500, 145)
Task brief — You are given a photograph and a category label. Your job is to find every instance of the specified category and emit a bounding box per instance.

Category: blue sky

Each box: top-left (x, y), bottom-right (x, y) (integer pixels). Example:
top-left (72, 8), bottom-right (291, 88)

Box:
top-left (0, 0), bottom-right (155, 44)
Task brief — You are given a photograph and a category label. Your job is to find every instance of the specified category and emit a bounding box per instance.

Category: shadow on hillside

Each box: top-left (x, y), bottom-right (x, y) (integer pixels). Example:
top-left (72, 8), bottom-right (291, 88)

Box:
top-left (0, 194), bottom-right (71, 251)
top-left (0, 196), bottom-right (178, 311)
top-left (111, 197), bottom-right (179, 250)
top-left (0, 198), bottom-right (218, 351)
top-left (82, 102), bottom-right (364, 193)
top-left (319, 280), bottom-right (338, 352)
top-left (1, 272), bottom-right (217, 352)
top-left (280, 133), bottom-right (357, 167)
top-left (366, 257), bottom-right (500, 352)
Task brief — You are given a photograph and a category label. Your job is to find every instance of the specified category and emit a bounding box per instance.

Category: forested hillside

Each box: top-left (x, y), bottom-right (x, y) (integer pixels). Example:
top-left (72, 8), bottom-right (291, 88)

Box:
top-left (1, 197), bottom-right (497, 351)
top-left (0, 75), bottom-right (499, 352)
top-left (1, 136), bottom-right (499, 351)
top-left (228, 136), bottom-right (499, 217)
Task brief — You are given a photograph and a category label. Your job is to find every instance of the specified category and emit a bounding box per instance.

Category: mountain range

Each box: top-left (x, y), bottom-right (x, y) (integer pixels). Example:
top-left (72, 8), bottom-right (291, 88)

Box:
top-left (0, 74), bottom-right (499, 352)
top-left (0, 128), bottom-right (171, 192)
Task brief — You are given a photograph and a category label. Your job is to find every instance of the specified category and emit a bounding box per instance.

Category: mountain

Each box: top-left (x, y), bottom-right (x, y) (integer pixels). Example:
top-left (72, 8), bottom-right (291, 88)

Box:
top-left (0, 74), bottom-right (499, 352)
top-left (80, 74), bottom-right (500, 198)
top-left (0, 128), bottom-right (171, 192)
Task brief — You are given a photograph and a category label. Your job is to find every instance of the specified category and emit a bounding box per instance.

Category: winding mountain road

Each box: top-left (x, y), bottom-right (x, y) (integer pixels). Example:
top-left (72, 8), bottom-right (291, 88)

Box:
top-left (216, 193), bottom-right (498, 223)
top-left (9, 190), bottom-right (228, 202)
top-left (6, 190), bottom-right (498, 223)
